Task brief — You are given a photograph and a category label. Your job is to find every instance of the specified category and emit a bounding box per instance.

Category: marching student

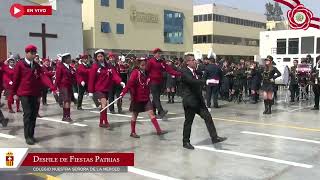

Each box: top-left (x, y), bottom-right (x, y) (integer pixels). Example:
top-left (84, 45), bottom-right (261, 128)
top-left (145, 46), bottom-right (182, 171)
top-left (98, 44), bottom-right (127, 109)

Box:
top-left (12, 44), bottom-right (56, 145)
top-left (261, 57), bottom-right (281, 114)
top-left (120, 57), bottom-right (167, 138)
top-left (147, 48), bottom-right (181, 118)
top-left (108, 52), bottom-right (123, 114)
top-left (76, 54), bottom-right (90, 110)
top-left (88, 49), bottom-right (125, 129)
top-left (55, 53), bottom-right (76, 122)
top-left (3, 57), bottom-right (21, 113)
top-left (41, 58), bottom-right (55, 106)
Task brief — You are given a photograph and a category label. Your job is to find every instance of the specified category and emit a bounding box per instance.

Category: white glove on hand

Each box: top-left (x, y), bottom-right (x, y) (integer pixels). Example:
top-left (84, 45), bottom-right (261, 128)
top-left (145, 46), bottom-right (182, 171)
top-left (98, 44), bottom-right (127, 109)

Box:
top-left (81, 81), bottom-right (85, 86)
top-left (9, 81), bottom-right (13, 85)
top-left (120, 82), bottom-right (126, 88)
top-left (270, 79), bottom-right (275, 83)
top-left (74, 93), bottom-right (78, 99)
top-left (206, 80), bottom-right (210, 85)
top-left (120, 92), bottom-right (125, 98)
top-left (89, 93), bottom-right (93, 97)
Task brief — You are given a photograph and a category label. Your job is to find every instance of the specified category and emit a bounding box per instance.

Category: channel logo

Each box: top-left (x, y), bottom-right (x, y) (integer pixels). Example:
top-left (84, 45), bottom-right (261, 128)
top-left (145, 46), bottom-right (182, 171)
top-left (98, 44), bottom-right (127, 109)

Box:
top-left (10, 3), bottom-right (52, 19)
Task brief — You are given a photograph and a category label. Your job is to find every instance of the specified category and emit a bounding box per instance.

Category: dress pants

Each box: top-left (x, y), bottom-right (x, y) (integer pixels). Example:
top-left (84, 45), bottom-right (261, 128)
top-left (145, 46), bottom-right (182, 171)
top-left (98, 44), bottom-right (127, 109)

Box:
top-left (77, 84), bottom-right (87, 108)
top-left (151, 84), bottom-right (164, 114)
top-left (206, 85), bottom-right (219, 107)
top-left (289, 84), bottom-right (299, 101)
top-left (108, 85), bottom-right (122, 112)
top-left (20, 96), bottom-right (39, 140)
top-left (182, 104), bottom-right (218, 143)
top-left (313, 85), bottom-right (320, 108)
top-left (41, 88), bottom-right (48, 105)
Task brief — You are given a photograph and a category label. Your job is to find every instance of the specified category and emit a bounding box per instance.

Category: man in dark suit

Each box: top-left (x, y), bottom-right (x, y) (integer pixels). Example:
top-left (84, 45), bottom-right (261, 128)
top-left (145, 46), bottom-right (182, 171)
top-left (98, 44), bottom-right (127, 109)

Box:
top-left (204, 57), bottom-right (222, 108)
top-left (181, 54), bottom-right (227, 150)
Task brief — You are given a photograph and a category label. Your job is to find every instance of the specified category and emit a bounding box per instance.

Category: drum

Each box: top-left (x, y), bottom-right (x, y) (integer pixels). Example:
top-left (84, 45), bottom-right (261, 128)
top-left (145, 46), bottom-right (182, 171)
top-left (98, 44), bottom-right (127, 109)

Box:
top-left (297, 64), bottom-right (312, 78)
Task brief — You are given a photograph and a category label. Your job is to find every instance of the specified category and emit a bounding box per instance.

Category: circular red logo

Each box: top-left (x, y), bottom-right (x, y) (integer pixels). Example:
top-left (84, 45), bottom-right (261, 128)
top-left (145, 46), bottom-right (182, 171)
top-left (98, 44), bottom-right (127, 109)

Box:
top-left (10, 3), bottom-right (25, 19)
top-left (287, 4), bottom-right (313, 30)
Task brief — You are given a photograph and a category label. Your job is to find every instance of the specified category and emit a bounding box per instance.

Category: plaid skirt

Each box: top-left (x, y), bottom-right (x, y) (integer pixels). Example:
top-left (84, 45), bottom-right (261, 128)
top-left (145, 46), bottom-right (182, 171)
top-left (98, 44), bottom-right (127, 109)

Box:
top-left (129, 100), bottom-right (153, 113)
top-left (94, 91), bottom-right (109, 99)
top-left (59, 87), bottom-right (72, 102)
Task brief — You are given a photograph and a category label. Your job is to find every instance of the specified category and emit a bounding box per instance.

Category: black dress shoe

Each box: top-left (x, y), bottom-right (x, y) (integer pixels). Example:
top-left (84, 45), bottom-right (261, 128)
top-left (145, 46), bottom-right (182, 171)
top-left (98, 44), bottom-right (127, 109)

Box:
top-left (1, 118), bottom-right (9, 127)
top-left (26, 138), bottom-right (35, 145)
top-left (183, 143), bottom-right (195, 150)
top-left (31, 137), bottom-right (39, 143)
top-left (110, 110), bottom-right (116, 114)
top-left (212, 136), bottom-right (227, 144)
top-left (213, 105), bottom-right (220, 109)
top-left (77, 107), bottom-right (83, 110)
top-left (157, 130), bottom-right (168, 136)
top-left (311, 107), bottom-right (319, 110)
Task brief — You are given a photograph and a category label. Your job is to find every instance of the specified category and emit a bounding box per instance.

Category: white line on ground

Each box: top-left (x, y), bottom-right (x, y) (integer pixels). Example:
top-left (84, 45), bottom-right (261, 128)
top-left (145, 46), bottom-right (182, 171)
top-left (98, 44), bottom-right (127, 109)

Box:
top-left (38, 117), bottom-right (88, 127)
top-left (0, 133), bottom-right (16, 139)
top-left (241, 131), bottom-right (320, 144)
top-left (89, 111), bottom-right (144, 119)
top-left (288, 105), bottom-right (313, 112)
top-left (139, 117), bottom-right (185, 121)
top-left (195, 146), bottom-right (313, 169)
top-left (128, 167), bottom-right (182, 180)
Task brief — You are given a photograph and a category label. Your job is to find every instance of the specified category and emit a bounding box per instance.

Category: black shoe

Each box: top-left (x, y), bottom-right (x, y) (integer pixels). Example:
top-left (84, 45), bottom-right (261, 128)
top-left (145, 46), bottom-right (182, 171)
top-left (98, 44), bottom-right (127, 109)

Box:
top-left (31, 137), bottom-right (39, 143)
top-left (263, 101), bottom-right (268, 114)
top-left (157, 130), bottom-right (168, 136)
top-left (1, 118), bottom-right (9, 127)
top-left (77, 107), bottom-right (83, 110)
top-left (26, 138), bottom-right (35, 145)
top-left (43, 103), bottom-right (48, 106)
top-left (311, 107), bottom-right (319, 110)
top-left (212, 136), bottom-right (227, 144)
top-left (110, 110), bottom-right (116, 114)
top-left (183, 142), bottom-right (195, 150)
top-left (118, 109), bottom-right (123, 114)
top-left (213, 105), bottom-right (220, 108)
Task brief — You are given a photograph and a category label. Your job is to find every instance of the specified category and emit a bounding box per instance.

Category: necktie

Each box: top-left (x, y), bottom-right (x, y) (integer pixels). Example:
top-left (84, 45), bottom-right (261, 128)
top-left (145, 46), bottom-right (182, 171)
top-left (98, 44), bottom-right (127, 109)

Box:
top-left (30, 62), bottom-right (33, 69)
top-left (192, 70), bottom-right (198, 79)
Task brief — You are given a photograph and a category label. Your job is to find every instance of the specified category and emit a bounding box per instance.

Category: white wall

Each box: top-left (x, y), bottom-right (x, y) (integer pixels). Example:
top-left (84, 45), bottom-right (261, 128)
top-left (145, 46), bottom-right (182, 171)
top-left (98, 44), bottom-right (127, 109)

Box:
top-left (0, 0), bottom-right (83, 59)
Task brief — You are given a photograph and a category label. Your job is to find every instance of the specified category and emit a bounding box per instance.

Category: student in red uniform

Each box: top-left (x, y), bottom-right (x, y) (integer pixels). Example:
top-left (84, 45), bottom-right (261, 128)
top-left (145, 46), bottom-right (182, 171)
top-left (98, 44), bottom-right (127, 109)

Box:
top-left (41, 58), bottom-right (55, 106)
top-left (55, 53), bottom-right (76, 122)
top-left (120, 58), bottom-right (167, 138)
top-left (147, 48), bottom-right (181, 118)
top-left (3, 57), bottom-right (20, 113)
top-left (12, 45), bottom-right (56, 145)
top-left (76, 55), bottom-right (90, 110)
top-left (108, 52), bottom-right (123, 114)
top-left (88, 49), bottom-right (125, 129)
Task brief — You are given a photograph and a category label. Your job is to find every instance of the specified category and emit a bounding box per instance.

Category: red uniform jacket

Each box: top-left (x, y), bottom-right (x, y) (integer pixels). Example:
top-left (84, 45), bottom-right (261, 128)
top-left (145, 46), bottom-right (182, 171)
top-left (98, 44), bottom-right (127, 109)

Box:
top-left (76, 63), bottom-right (90, 85)
top-left (55, 63), bottom-right (76, 90)
top-left (122, 69), bottom-right (150, 102)
top-left (88, 62), bottom-right (122, 93)
top-left (12, 59), bottom-right (56, 97)
top-left (42, 65), bottom-right (55, 80)
top-left (146, 57), bottom-right (181, 85)
top-left (2, 65), bottom-right (14, 90)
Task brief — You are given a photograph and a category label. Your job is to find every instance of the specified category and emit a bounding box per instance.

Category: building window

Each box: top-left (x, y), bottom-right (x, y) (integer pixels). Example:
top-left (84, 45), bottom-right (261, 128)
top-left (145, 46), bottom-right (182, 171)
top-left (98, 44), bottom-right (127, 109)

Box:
top-left (317, 38), bottom-right (320, 54)
top-left (208, 14), bottom-right (212, 21)
top-left (101, 0), bottom-right (109, 6)
top-left (193, 36), bottom-right (197, 44)
top-left (288, 38), bottom-right (299, 54)
top-left (164, 10), bottom-right (184, 44)
top-left (277, 39), bottom-right (287, 54)
top-left (203, 14), bottom-right (208, 21)
top-left (301, 36), bottom-right (315, 54)
top-left (194, 16), bottom-right (198, 22)
top-left (101, 22), bottom-right (111, 33)
top-left (198, 15), bottom-right (203, 22)
top-left (116, 24), bottom-right (124, 34)
top-left (117, 0), bottom-right (124, 9)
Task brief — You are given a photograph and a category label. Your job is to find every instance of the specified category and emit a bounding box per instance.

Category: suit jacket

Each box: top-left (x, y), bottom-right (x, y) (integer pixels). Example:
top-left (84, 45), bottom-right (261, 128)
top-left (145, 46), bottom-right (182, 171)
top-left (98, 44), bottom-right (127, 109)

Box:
top-left (180, 67), bottom-right (206, 109)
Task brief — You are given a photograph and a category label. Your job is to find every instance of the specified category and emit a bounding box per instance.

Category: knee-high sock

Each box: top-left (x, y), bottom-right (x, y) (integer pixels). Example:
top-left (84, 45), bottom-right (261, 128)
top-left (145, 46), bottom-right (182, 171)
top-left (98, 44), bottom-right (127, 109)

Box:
top-left (100, 110), bottom-right (108, 125)
top-left (66, 108), bottom-right (70, 118)
top-left (16, 100), bottom-right (20, 111)
top-left (7, 98), bottom-right (13, 111)
top-left (131, 120), bottom-right (137, 134)
top-left (151, 117), bottom-right (161, 133)
top-left (63, 108), bottom-right (66, 118)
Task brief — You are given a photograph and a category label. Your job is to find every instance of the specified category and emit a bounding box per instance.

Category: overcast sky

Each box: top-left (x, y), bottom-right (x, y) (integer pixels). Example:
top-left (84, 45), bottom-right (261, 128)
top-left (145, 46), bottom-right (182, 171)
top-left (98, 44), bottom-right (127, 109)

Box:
top-left (193, 0), bottom-right (320, 16)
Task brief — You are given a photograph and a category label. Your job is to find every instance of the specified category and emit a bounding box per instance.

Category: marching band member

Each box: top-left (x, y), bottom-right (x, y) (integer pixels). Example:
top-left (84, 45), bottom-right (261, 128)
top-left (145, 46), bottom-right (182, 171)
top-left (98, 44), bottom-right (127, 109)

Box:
top-left (165, 59), bottom-right (177, 104)
top-left (289, 60), bottom-right (299, 103)
top-left (76, 54), bottom-right (90, 110)
top-left (147, 48), bottom-right (181, 118)
top-left (311, 56), bottom-right (320, 110)
top-left (88, 49), bottom-right (125, 129)
top-left (248, 62), bottom-right (261, 104)
top-left (12, 45), bottom-right (56, 145)
top-left (120, 57), bottom-right (167, 138)
top-left (3, 57), bottom-right (20, 113)
top-left (55, 53), bottom-right (76, 122)
top-left (261, 57), bottom-right (281, 114)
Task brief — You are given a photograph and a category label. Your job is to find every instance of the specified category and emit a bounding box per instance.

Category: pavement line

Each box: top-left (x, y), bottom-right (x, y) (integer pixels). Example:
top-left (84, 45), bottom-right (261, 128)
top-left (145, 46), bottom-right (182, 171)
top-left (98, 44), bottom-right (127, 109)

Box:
top-left (288, 105), bottom-right (313, 112)
top-left (195, 146), bottom-right (313, 169)
top-left (90, 111), bottom-right (144, 119)
top-left (212, 117), bottom-right (320, 132)
top-left (241, 131), bottom-right (320, 144)
top-left (0, 133), bottom-right (16, 139)
top-left (38, 118), bottom-right (88, 127)
top-left (128, 167), bottom-right (181, 180)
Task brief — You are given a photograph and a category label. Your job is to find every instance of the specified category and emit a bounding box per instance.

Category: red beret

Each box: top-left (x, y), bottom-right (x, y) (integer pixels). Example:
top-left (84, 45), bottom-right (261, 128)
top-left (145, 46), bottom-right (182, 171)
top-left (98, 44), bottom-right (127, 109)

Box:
top-left (108, 52), bottom-right (116, 58)
top-left (25, 44), bottom-right (37, 53)
top-left (152, 48), bottom-right (162, 54)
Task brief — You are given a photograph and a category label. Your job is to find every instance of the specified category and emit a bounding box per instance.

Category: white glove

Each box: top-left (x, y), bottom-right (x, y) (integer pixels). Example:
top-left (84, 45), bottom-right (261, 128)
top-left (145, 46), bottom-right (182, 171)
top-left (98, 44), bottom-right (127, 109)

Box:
top-left (89, 93), bottom-right (93, 97)
top-left (206, 80), bottom-right (210, 85)
top-left (74, 93), bottom-right (78, 99)
top-left (9, 81), bottom-right (13, 85)
top-left (120, 82), bottom-right (126, 88)
top-left (81, 81), bottom-right (85, 86)
top-left (270, 79), bottom-right (275, 82)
